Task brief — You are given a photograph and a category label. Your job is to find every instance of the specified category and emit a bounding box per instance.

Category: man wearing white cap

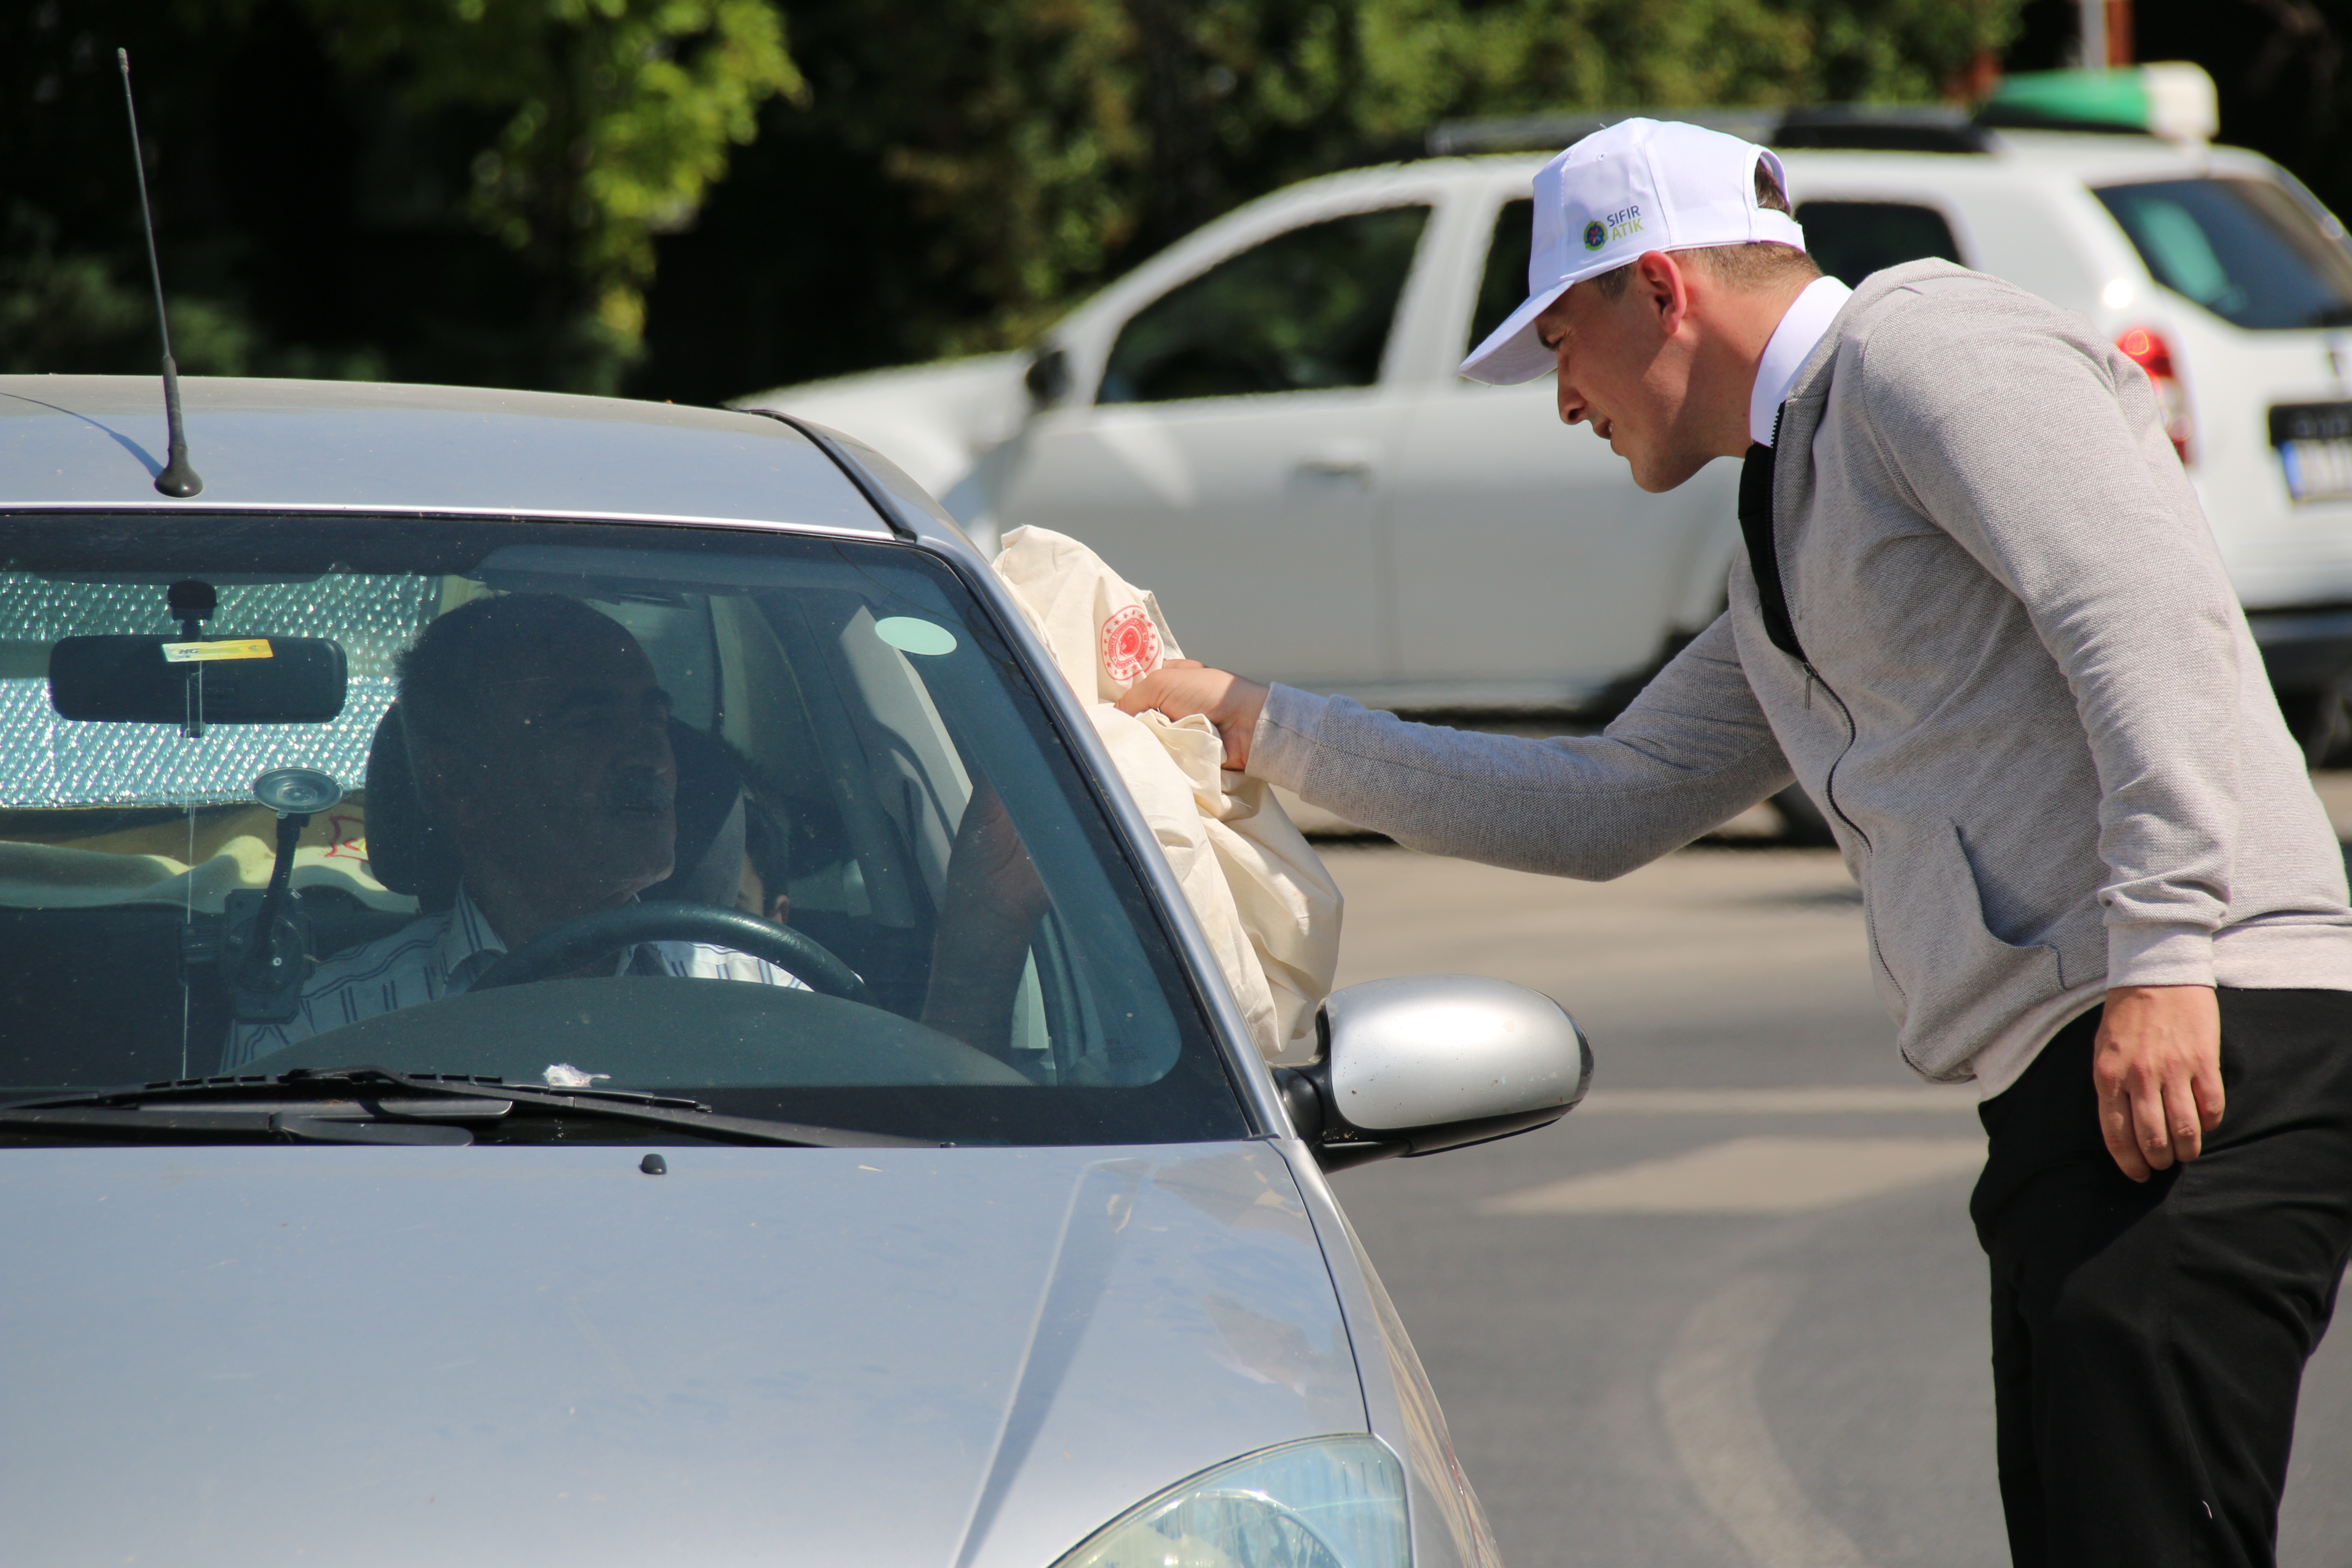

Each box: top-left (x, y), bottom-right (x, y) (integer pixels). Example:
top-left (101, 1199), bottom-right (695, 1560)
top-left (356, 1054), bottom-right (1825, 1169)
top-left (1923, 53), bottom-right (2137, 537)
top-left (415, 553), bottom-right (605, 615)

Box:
top-left (1121, 117), bottom-right (2352, 1566)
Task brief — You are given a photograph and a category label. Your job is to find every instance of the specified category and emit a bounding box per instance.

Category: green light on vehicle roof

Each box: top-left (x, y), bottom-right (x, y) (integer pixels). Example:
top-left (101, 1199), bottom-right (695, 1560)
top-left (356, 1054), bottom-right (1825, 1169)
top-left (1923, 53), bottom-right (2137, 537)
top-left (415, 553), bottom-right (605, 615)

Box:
top-left (1988, 70), bottom-right (2150, 130)
top-left (1982, 63), bottom-right (2217, 144)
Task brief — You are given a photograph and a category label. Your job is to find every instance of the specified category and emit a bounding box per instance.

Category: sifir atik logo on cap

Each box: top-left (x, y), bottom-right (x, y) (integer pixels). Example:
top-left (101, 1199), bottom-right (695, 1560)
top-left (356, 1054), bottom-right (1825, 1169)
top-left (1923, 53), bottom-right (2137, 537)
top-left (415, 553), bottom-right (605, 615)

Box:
top-left (1581, 219), bottom-right (1607, 251)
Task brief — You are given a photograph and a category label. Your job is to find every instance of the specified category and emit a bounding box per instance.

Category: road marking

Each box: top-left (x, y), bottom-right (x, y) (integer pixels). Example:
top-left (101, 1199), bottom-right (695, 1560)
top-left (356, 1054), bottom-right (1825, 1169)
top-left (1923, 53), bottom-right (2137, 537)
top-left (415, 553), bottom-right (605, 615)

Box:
top-left (1577, 1086), bottom-right (1978, 1115)
top-left (1658, 1272), bottom-right (1874, 1568)
top-left (1478, 1136), bottom-right (1985, 1215)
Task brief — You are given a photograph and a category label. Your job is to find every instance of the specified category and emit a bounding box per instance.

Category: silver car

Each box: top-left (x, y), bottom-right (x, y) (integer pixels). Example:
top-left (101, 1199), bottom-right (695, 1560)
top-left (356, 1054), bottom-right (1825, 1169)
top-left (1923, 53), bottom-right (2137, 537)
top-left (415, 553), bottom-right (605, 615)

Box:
top-left (0, 376), bottom-right (1588, 1568)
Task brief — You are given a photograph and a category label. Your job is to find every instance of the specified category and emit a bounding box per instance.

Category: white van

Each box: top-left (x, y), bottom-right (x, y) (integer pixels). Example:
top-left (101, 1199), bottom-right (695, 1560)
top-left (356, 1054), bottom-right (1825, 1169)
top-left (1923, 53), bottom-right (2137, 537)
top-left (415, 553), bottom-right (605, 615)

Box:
top-left (741, 105), bottom-right (2352, 753)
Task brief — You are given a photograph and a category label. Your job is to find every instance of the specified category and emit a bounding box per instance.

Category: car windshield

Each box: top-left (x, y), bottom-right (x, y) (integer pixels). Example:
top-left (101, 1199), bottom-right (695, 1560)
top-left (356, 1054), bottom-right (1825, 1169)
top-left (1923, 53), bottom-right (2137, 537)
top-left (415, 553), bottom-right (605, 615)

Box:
top-left (2093, 175), bottom-right (2352, 330)
top-left (0, 513), bottom-right (1245, 1147)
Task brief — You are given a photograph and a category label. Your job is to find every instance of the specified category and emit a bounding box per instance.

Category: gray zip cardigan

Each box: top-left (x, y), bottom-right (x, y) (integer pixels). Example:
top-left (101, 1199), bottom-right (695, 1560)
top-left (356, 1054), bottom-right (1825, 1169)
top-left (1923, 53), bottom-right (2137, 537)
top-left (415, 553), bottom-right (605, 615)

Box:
top-left (1247, 260), bottom-right (2352, 1089)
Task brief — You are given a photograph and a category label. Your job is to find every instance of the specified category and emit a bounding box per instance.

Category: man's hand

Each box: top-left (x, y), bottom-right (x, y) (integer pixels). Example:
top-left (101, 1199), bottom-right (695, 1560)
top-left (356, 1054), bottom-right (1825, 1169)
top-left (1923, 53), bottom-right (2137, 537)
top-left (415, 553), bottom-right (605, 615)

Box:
top-left (2093, 984), bottom-right (2224, 1182)
top-left (1115, 660), bottom-right (1270, 772)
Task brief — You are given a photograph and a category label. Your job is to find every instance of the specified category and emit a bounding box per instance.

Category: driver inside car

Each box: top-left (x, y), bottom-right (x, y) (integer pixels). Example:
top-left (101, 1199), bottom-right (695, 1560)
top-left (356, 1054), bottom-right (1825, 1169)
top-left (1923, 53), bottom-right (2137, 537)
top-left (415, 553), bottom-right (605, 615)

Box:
top-left (224, 594), bottom-right (1047, 1068)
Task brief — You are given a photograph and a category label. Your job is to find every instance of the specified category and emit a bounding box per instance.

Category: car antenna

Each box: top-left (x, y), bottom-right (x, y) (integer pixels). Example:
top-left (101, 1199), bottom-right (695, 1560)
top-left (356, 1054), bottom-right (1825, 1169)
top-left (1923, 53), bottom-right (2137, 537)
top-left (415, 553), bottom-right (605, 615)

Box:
top-left (116, 48), bottom-right (202, 499)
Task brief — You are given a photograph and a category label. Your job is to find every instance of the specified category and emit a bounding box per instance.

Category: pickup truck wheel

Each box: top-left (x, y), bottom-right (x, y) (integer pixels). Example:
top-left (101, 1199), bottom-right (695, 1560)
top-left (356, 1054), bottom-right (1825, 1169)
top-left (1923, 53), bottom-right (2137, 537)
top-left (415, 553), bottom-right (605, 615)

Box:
top-left (2274, 685), bottom-right (2346, 766)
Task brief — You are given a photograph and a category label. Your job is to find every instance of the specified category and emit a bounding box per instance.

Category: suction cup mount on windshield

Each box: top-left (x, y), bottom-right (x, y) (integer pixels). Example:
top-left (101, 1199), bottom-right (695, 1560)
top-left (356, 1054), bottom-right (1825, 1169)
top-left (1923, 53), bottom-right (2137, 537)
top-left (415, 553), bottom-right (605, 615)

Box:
top-left (226, 768), bottom-right (344, 1024)
top-left (254, 767), bottom-right (343, 818)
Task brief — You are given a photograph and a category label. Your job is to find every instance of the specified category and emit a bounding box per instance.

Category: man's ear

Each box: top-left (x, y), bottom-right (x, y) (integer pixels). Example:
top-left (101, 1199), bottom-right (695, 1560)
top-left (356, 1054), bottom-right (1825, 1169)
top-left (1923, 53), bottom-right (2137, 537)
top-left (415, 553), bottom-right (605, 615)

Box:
top-left (1633, 250), bottom-right (1694, 339)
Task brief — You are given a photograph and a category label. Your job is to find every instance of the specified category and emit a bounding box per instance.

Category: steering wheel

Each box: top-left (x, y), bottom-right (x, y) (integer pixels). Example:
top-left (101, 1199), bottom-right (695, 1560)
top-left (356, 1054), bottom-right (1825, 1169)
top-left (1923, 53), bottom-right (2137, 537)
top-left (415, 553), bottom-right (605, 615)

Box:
top-left (469, 903), bottom-right (873, 1004)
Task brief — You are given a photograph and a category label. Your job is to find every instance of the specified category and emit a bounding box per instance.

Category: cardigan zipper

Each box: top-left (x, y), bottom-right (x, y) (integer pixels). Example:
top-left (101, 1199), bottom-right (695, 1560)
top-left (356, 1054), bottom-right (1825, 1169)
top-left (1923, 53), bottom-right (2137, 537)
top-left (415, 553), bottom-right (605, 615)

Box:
top-left (1743, 412), bottom-right (1872, 853)
top-left (1800, 656), bottom-right (1870, 852)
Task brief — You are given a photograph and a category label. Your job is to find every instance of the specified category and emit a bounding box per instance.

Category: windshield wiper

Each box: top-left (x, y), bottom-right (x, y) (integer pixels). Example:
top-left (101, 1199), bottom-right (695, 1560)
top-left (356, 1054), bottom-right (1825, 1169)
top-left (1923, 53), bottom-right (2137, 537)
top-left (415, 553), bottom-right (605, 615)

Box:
top-left (0, 1104), bottom-right (481, 1145)
top-left (1, 1066), bottom-right (941, 1150)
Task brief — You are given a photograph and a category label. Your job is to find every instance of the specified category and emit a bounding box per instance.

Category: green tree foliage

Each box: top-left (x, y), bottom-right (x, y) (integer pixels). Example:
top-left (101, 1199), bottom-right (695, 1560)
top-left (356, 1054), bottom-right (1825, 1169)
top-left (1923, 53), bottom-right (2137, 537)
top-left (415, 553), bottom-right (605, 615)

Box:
top-left (0, 204), bottom-right (263, 378)
top-left (298, 0), bottom-right (803, 366)
top-left (3, 2), bottom-right (285, 380)
top-left (4, 0), bottom-right (799, 392)
top-left (8, 0), bottom-right (2024, 396)
top-left (696, 0), bottom-right (2019, 377)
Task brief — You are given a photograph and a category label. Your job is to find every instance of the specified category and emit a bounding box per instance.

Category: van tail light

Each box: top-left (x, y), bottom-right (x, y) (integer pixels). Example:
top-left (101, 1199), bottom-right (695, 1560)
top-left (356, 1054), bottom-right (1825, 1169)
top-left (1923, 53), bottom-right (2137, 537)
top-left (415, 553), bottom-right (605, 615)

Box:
top-left (2116, 326), bottom-right (2193, 464)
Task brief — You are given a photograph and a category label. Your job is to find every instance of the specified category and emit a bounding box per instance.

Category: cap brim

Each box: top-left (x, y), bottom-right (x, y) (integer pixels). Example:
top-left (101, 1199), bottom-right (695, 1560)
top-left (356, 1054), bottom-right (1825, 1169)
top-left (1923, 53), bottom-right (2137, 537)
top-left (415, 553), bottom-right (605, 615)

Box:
top-left (1457, 280), bottom-right (1572, 385)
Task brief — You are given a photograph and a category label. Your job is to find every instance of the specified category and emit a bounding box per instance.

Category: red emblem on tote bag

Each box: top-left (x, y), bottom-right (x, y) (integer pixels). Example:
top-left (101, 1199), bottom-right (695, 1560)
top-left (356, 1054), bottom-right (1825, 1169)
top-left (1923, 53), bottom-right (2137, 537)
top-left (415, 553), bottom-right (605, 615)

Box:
top-left (1099, 604), bottom-right (1161, 683)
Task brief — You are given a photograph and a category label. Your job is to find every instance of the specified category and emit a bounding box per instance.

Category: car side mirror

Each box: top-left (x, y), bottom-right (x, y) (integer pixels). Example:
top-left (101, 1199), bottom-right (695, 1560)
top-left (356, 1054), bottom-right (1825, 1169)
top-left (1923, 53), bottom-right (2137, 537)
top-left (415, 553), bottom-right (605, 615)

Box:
top-left (1276, 975), bottom-right (1592, 1173)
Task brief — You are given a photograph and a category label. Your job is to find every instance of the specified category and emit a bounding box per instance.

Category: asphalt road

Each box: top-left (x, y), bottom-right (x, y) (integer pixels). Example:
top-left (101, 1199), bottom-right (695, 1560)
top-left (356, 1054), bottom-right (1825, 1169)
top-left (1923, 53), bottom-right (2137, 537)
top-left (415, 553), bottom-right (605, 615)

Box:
top-left (1317, 842), bottom-right (2352, 1568)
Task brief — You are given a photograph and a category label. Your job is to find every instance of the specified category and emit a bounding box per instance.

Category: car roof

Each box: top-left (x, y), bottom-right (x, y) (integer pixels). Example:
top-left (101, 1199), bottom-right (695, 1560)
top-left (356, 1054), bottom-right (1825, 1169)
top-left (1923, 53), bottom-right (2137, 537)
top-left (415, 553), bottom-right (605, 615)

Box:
top-left (1347, 129), bottom-right (2281, 193)
top-left (1796, 130), bottom-right (2274, 187)
top-left (0, 375), bottom-right (893, 536)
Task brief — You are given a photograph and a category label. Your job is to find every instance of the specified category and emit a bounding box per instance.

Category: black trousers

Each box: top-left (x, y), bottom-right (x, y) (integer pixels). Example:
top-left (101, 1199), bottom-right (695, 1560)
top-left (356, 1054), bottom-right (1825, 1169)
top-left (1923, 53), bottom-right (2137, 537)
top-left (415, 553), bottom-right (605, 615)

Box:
top-left (1972, 989), bottom-right (2352, 1568)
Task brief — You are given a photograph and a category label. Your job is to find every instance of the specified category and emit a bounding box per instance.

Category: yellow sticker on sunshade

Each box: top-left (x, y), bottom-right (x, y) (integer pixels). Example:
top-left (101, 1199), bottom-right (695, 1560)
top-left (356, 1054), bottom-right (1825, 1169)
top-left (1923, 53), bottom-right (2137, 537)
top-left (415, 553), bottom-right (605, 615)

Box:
top-left (161, 639), bottom-right (273, 663)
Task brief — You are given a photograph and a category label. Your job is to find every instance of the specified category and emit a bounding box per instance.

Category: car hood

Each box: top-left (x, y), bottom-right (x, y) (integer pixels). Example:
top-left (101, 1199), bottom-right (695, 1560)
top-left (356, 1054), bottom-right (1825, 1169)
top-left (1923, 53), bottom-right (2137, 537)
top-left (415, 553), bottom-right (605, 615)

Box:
top-left (0, 1140), bottom-right (1365, 1568)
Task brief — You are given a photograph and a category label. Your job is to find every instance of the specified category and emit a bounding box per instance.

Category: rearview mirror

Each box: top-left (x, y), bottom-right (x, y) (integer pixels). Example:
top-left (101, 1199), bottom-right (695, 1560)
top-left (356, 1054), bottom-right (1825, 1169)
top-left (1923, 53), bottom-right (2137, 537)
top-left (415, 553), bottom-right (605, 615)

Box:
top-left (49, 635), bottom-right (348, 725)
top-left (1277, 976), bottom-right (1592, 1173)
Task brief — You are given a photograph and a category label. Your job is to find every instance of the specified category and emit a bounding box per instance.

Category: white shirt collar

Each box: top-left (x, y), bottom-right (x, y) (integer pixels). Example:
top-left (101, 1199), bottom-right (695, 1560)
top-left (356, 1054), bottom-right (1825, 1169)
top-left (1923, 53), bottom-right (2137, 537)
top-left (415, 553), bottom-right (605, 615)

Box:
top-left (1749, 275), bottom-right (1853, 447)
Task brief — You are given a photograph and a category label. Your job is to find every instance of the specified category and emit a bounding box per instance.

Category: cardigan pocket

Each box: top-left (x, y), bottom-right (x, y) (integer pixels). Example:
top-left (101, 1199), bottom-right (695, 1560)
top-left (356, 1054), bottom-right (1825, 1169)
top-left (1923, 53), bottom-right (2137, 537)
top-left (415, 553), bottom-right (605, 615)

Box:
top-left (1864, 818), bottom-right (2067, 1081)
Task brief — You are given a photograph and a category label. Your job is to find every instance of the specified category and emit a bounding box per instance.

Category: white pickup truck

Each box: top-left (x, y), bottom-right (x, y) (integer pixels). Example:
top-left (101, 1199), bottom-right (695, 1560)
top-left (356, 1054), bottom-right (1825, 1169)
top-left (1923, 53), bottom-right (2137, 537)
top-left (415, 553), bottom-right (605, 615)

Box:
top-left (741, 105), bottom-right (2352, 753)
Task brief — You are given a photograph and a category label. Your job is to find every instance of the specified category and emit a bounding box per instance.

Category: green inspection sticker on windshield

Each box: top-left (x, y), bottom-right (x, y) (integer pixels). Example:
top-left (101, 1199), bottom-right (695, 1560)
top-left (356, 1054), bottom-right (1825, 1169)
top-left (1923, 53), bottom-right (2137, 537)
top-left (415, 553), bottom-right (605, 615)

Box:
top-left (871, 617), bottom-right (957, 656)
top-left (161, 638), bottom-right (274, 663)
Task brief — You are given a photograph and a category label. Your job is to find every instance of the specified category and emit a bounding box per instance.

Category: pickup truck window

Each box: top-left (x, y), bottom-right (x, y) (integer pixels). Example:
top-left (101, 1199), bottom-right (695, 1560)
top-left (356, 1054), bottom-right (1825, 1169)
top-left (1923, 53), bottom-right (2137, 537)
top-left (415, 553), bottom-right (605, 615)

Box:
top-left (1792, 201), bottom-right (1960, 288)
top-left (1098, 205), bottom-right (1430, 404)
top-left (1468, 199), bottom-right (1535, 357)
top-left (1467, 197), bottom-right (1962, 352)
top-left (2095, 176), bottom-right (2352, 331)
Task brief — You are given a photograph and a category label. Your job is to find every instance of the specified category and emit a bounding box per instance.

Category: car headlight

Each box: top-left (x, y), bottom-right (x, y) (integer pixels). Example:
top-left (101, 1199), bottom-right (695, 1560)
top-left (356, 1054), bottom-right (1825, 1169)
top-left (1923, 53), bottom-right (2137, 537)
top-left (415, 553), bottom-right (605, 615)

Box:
top-left (1049, 1435), bottom-right (1409, 1568)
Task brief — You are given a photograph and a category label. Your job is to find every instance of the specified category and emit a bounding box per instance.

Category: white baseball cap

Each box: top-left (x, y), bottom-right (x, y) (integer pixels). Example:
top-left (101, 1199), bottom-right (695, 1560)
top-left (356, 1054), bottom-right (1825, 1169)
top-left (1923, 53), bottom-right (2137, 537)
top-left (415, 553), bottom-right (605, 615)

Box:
top-left (1458, 117), bottom-right (1807, 386)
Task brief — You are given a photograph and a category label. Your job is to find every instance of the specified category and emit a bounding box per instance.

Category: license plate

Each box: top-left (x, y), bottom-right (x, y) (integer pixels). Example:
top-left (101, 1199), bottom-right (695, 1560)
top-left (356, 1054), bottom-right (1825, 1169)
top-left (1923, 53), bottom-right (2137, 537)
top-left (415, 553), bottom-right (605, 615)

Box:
top-left (2271, 403), bottom-right (2352, 501)
top-left (2281, 439), bottom-right (2352, 501)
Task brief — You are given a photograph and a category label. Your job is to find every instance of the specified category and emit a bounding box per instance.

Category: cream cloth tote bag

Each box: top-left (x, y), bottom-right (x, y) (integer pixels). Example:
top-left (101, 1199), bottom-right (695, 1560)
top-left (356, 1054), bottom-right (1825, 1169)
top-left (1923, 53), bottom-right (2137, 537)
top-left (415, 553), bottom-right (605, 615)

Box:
top-left (991, 526), bottom-right (1342, 1062)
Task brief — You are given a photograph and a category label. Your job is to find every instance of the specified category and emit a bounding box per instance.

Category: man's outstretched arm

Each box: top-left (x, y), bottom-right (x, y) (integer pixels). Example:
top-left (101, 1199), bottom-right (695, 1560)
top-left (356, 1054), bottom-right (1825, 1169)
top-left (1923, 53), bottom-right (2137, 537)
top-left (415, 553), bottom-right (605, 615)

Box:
top-left (1118, 616), bottom-right (1794, 882)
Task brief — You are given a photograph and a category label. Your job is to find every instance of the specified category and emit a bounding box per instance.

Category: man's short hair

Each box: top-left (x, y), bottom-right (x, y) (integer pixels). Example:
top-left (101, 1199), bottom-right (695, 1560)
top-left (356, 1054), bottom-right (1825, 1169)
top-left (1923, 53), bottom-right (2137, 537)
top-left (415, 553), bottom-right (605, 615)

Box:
top-left (396, 593), bottom-right (632, 755)
top-left (1590, 157), bottom-right (1821, 301)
